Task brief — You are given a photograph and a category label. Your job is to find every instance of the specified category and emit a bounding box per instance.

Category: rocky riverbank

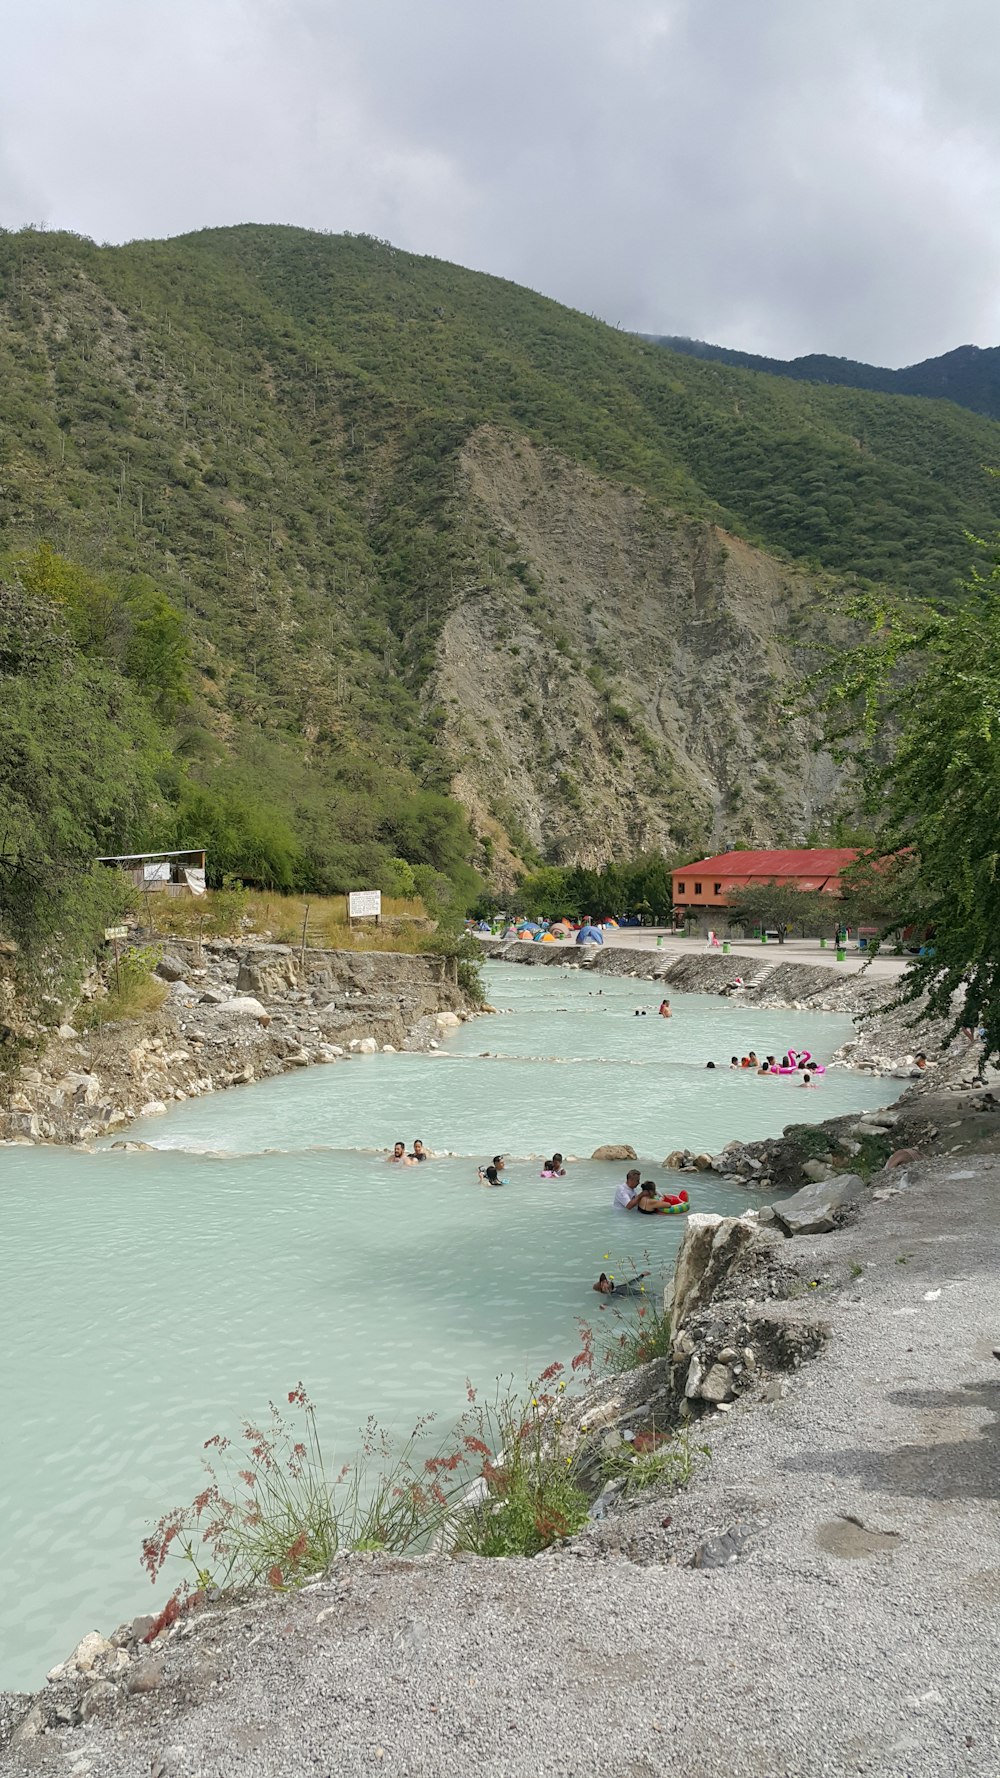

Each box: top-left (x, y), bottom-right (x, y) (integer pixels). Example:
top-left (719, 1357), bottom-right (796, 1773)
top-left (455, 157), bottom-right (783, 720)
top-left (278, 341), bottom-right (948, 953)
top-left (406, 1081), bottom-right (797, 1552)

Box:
top-left (6, 1069), bottom-right (1000, 1775)
top-left (0, 939), bottom-right (475, 1146)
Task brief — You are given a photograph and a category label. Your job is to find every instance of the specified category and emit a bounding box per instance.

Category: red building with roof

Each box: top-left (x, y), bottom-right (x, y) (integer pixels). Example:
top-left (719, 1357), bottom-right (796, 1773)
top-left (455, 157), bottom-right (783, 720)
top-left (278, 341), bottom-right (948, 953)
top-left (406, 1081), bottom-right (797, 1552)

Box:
top-left (671, 849), bottom-right (859, 918)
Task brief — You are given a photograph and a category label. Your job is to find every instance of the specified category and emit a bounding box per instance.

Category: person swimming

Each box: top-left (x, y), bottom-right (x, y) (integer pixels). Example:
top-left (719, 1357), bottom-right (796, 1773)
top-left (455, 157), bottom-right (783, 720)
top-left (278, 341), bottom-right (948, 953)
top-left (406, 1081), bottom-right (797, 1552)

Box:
top-left (541, 1152), bottom-right (566, 1178)
top-left (705, 1061), bottom-right (716, 1069)
top-left (409, 1138), bottom-right (430, 1161)
top-left (800, 1071), bottom-right (816, 1088)
top-left (730, 1056), bottom-right (740, 1069)
top-left (659, 999), bottom-right (672, 1018)
top-left (479, 1164), bottom-right (504, 1186)
top-left (387, 1140), bottom-right (413, 1165)
top-left (593, 1270), bottom-right (651, 1296)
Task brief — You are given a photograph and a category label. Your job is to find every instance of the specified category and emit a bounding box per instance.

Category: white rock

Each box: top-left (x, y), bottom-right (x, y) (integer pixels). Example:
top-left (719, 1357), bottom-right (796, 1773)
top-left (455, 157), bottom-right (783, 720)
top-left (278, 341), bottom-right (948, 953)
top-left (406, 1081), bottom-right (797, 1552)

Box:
top-left (699, 1363), bottom-right (735, 1404)
top-left (139, 1101), bottom-right (167, 1118)
top-left (358, 1037), bottom-right (378, 1055)
top-left (435, 1011), bottom-right (461, 1028)
top-left (68, 1631), bottom-right (113, 1673)
top-left (214, 996), bottom-right (269, 1019)
top-left (381, 1044), bottom-right (396, 1053)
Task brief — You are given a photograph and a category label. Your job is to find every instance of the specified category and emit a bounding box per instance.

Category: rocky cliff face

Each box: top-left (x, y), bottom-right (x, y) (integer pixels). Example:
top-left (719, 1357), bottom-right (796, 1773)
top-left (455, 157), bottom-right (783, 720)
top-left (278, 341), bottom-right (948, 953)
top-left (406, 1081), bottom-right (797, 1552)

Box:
top-left (0, 941), bottom-right (471, 1145)
top-left (434, 428), bottom-right (846, 877)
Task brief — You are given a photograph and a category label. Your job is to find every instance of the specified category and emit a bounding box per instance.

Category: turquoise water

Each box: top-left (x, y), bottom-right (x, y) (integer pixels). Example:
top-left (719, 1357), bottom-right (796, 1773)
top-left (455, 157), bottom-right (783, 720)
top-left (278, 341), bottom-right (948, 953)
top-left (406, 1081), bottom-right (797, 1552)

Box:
top-left (0, 965), bottom-right (890, 1688)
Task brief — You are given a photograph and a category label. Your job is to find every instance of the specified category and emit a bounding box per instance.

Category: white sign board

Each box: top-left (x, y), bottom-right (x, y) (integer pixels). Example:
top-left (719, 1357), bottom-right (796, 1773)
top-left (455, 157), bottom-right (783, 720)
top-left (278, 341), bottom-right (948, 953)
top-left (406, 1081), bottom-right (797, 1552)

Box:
top-left (348, 889), bottom-right (382, 921)
top-left (104, 926), bottom-right (128, 941)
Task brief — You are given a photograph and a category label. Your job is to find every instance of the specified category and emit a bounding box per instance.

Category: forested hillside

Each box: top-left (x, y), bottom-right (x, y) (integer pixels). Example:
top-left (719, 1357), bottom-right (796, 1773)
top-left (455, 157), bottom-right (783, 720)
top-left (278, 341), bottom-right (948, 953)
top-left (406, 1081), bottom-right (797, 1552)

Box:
top-left (650, 335), bottom-right (1000, 424)
top-left (3, 222), bottom-right (1000, 916)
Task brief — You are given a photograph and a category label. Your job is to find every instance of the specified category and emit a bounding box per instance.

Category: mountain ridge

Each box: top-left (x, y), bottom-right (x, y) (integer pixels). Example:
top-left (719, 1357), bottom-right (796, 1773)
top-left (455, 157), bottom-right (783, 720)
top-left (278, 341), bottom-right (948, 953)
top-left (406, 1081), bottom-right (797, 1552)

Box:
top-left (646, 334), bottom-right (1000, 422)
top-left (3, 223), bottom-right (1000, 892)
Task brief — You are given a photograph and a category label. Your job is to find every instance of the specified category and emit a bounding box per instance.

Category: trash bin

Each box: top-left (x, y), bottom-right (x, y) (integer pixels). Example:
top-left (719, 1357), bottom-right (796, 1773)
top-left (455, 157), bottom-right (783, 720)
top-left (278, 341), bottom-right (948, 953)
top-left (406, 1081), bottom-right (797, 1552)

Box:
top-left (819, 936), bottom-right (827, 949)
top-left (836, 947), bottom-right (846, 961)
top-left (761, 932), bottom-right (767, 944)
top-left (656, 935), bottom-right (662, 947)
top-left (722, 941), bottom-right (730, 954)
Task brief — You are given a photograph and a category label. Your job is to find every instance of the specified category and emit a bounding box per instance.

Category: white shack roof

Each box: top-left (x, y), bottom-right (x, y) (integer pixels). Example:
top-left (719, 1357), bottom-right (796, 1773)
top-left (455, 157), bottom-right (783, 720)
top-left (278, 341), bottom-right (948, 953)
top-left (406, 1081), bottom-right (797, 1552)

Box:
top-left (97, 850), bottom-right (206, 862)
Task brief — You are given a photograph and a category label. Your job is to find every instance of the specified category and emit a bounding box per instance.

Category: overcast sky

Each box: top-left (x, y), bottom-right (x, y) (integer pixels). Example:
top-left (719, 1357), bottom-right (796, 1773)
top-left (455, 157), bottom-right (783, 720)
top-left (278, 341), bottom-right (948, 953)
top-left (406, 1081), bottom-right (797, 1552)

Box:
top-left (3, 0), bottom-right (999, 363)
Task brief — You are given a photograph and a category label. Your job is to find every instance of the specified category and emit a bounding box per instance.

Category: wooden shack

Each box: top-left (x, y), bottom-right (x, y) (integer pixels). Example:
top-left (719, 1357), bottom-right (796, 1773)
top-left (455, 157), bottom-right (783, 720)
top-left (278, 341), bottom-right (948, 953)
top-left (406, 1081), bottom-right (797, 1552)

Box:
top-left (97, 849), bottom-right (207, 897)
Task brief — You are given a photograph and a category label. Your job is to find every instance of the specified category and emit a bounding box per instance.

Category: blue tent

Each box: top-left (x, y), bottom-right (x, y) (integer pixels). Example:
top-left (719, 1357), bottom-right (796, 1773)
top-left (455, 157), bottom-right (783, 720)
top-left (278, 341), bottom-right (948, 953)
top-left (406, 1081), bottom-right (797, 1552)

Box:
top-left (576, 923), bottom-right (604, 945)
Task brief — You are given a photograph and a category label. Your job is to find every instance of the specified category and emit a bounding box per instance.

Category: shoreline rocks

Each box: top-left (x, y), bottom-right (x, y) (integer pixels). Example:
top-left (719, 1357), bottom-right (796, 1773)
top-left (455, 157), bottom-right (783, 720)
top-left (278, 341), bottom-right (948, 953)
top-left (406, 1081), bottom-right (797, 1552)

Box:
top-left (0, 939), bottom-right (477, 1147)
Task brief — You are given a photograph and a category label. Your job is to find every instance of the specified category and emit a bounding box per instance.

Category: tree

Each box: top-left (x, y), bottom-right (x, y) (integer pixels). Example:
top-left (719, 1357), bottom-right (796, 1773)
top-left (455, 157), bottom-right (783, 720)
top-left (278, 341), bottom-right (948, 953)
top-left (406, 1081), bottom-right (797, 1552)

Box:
top-left (724, 883), bottom-right (831, 944)
top-left (810, 535), bottom-right (1000, 1054)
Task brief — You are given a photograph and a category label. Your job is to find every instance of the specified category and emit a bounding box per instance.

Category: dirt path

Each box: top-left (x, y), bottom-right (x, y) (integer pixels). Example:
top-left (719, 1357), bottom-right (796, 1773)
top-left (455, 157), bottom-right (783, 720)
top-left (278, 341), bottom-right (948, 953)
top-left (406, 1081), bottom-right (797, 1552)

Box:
top-left (7, 1147), bottom-right (998, 1777)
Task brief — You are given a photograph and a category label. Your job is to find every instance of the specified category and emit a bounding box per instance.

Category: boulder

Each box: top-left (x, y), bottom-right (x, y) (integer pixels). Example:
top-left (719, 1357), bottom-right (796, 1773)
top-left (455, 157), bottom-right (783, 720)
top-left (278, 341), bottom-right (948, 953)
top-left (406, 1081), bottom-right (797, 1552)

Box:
top-left (213, 996), bottom-right (269, 1020)
top-left (236, 953), bottom-right (299, 998)
top-left (663, 1150), bottom-right (687, 1169)
top-left (358, 1036), bottom-right (378, 1055)
top-left (435, 1011), bottom-right (462, 1028)
top-left (771, 1172), bottom-right (866, 1237)
top-left (591, 1144), bottom-right (637, 1162)
top-left (800, 1158), bottom-right (836, 1182)
top-left (692, 1153), bottom-right (714, 1171)
top-left (154, 954), bottom-right (188, 983)
top-left (198, 986), bottom-right (232, 1005)
top-left (139, 1101), bottom-right (167, 1118)
top-left (886, 1147), bottom-right (920, 1169)
top-left (698, 1362), bottom-right (735, 1404)
top-left (669, 1215), bottom-right (756, 1325)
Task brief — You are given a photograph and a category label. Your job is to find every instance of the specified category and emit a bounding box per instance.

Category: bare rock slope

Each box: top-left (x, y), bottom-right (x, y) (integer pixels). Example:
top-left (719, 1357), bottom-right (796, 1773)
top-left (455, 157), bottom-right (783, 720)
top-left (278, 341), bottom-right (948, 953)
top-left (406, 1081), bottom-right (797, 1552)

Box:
top-left (435, 428), bottom-right (844, 875)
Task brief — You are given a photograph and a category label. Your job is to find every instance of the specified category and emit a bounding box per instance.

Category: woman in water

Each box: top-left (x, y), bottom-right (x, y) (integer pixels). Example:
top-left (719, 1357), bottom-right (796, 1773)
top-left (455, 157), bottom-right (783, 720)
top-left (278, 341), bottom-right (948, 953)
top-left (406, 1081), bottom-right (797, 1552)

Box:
top-left (636, 1182), bottom-right (665, 1214)
top-left (409, 1139), bottom-right (430, 1162)
top-left (658, 999), bottom-right (672, 1018)
top-left (479, 1164), bottom-right (504, 1186)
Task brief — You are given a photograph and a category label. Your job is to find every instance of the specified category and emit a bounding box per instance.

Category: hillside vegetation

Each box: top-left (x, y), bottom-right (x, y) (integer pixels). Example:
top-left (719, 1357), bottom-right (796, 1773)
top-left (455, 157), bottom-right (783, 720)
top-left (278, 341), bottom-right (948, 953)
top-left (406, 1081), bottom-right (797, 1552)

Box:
top-left (651, 335), bottom-right (1000, 425)
top-left (3, 222), bottom-right (1000, 927)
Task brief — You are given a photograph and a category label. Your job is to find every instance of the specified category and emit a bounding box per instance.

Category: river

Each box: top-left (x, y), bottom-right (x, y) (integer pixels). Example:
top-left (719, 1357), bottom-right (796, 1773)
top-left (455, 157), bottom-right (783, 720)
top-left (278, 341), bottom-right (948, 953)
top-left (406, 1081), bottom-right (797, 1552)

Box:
top-left (0, 964), bottom-right (891, 1688)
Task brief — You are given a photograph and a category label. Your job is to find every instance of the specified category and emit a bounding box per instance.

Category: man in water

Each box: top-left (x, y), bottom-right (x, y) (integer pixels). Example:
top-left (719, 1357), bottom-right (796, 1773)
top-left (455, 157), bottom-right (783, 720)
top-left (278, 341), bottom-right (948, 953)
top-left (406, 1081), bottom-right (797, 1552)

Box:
top-left (387, 1141), bottom-right (413, 1165)
top-left (478, 1153), bottom-right (506, 1182)
top-left (613, 1167), bottom-right (642, 1210)
top-left (593, 1270), bottom-right (651, 1296)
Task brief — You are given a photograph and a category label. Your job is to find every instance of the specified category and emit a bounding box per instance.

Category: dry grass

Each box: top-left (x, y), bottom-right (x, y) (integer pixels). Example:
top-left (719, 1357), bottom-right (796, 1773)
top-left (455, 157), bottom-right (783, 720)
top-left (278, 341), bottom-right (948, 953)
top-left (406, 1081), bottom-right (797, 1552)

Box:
top-left (145, 891), bottom-right (432, 952)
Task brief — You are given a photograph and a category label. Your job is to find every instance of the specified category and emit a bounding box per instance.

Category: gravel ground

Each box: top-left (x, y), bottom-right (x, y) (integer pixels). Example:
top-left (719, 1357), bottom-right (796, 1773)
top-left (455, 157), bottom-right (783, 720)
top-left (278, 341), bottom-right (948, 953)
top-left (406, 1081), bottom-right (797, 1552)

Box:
top-left (6, 1151), bottom-right (999, 1778)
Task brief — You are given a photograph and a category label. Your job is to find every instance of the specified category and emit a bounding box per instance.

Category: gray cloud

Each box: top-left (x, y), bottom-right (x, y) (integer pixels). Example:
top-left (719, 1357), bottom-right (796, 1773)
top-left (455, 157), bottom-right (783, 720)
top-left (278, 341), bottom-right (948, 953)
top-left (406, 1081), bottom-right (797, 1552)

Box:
top-left (3, 0), bottom-right (999, 363)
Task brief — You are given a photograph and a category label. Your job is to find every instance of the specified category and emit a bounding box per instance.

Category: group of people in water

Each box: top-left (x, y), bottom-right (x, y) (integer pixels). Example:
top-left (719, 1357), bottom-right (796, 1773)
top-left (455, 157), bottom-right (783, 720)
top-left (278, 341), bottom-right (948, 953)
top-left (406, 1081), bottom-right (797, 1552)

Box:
top-left (386, 1139), bottom-right (431, 1165)
top-left (701, 1051), bottom-right (822, 1087)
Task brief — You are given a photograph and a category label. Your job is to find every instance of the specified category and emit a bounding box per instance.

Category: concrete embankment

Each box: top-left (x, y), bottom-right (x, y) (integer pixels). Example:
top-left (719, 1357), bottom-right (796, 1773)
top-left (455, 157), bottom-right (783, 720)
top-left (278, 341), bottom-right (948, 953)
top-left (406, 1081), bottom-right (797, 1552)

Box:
top-left (0, 940), bottom-right (473, 1146)
top-left (6, 1080), bottom-right (1000, 1777)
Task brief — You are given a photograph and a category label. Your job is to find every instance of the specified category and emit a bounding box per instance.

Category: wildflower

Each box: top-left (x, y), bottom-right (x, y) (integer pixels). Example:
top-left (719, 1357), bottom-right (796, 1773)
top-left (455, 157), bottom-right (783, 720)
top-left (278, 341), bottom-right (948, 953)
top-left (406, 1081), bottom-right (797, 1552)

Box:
top-left (538, 1361), bottom-right (564, 1383)
top-left (267, 1565), bottom-right (284, 1589)
top-left (558, 1380), bottom-right (566, 1391)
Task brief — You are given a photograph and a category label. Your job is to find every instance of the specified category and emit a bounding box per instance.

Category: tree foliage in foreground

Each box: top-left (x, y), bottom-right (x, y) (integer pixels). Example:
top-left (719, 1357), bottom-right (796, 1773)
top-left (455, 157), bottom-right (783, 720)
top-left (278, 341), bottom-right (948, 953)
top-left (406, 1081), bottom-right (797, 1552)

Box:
top-left (810, 537), bottom-right (1000, 1054)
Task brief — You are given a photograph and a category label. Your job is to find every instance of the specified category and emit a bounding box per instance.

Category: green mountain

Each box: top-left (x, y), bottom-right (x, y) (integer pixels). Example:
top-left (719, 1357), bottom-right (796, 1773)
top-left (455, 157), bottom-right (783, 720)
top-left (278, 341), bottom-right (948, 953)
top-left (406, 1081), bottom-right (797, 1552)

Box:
top-left (4, 222), bottom-right (1000, 899)
top-left (649, 335), bottom-right (1000, 424)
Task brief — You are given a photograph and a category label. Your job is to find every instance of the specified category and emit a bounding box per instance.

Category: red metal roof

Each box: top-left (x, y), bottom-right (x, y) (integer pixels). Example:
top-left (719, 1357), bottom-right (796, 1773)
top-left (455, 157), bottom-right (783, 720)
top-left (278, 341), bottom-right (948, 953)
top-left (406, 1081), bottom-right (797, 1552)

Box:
top-left (673, 848), bottom-right (859, 879)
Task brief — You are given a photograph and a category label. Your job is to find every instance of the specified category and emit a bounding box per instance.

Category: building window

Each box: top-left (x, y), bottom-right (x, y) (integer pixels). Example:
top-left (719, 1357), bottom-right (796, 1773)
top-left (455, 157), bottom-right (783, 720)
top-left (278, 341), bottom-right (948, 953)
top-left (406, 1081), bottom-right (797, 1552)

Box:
top-left (714, 882), bottom-right (722, 896)
top-left (677, 882), bottom-right (685, 894)
top-left (694, 881), bottom-right (702, 895)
